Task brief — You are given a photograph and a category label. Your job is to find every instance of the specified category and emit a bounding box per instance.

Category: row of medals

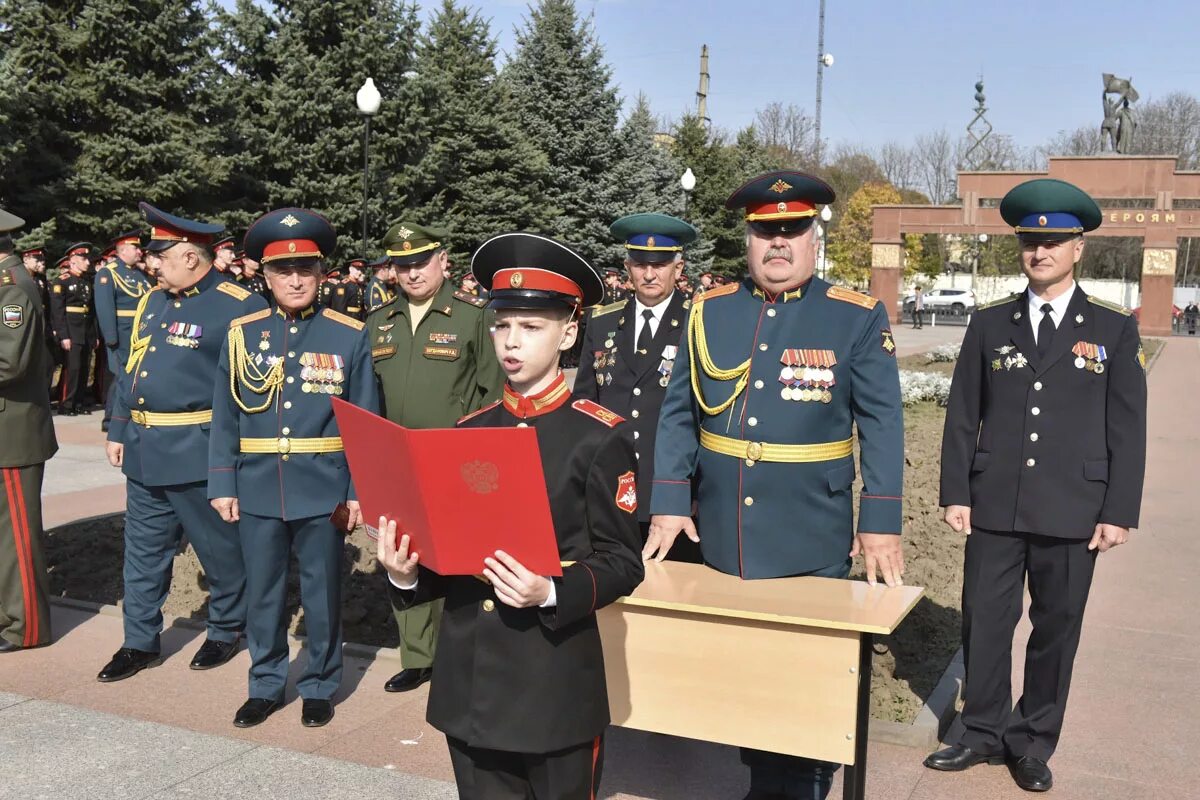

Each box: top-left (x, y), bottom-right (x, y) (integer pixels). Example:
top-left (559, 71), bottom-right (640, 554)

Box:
top-left (779, 365), bottom-right (834, 403)
top-left (300, 365), bottom-right (345, 395)
top-left (1074, 356), bottom-right (1105, 374)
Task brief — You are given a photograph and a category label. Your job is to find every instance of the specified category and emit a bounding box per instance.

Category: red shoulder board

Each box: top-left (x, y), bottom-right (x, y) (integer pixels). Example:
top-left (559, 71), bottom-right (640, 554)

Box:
top-left (572, 398), bottom-right (624, 428)
top-left (456, 400), bottom-right (501, 426)
top-left (694, 282), bottom-right (739, 302)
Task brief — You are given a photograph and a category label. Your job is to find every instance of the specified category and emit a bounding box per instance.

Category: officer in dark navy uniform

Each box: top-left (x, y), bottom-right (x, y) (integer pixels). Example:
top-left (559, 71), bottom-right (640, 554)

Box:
top-left (20, 246), bottom-right (56, 389)
top-left (98, 203), bottom-right (270, 683)
top-left (379, 231), bottom-right (643, 800)
top-left (95, 230), bottom-right (153, 432)
top-left (48, 243), bottom-right (97, 415)
top-left (649, 171), bottom-right (906, 800)
top-left (365, 257), bottom-right (394, 312)
top-left (325, 257), bottom-right (366, 319)
top-left (209, 208), bottom-right (379, 729)
top-left (926, 179), bottom-right (1147, 794)
top-left (235, 250), bottom-right (269, 301)
top-left (575, 213), bottom-right (699, 561)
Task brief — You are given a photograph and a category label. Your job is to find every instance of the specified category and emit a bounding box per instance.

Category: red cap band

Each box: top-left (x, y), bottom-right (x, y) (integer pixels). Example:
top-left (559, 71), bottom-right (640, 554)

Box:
top-left (745, 199), bottom-right (817, 222)
top-left (262, 239), bottom-right (322, 263)
top-left (493, 268), bottom-right (582, 299)
top-left (150, 225), bottom-right (215, 246)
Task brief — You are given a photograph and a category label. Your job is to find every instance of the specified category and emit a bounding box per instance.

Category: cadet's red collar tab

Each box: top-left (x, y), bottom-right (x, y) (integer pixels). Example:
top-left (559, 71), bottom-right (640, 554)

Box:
top-left (745, 199), bottom-right (817, 223)
top-left (262, 239), bottom-right (322, 263)
top-left (502, 373), bottom-right (570, 419)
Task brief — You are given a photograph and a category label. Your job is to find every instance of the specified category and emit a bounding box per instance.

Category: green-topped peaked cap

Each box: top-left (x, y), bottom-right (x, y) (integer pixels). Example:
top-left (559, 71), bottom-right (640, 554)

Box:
top-left (382, 221), bottom-right (446, 267)
top-left (610, 213), bottom-right (698, 265)
top-left (1000, 178), bottom-right (1102, 239)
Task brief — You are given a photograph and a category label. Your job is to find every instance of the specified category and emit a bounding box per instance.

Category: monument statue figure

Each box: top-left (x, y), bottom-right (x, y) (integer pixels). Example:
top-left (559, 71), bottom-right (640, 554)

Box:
top-left (1101, 73), bottom-right (1138, 154)
top-left (1116, 99), bottom-right (1136, 154)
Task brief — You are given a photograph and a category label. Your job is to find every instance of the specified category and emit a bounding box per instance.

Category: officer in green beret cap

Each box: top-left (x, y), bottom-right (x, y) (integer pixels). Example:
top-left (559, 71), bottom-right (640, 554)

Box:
top-left (929, 178), bottom-right (1145, 793)
top-left (366, 220), bottom-right (504, 693)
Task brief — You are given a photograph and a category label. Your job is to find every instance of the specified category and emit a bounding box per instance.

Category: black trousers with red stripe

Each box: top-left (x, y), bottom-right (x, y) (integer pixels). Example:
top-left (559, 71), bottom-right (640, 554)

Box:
top-left (446, 735), bottom-right (604, 800)
top-left (0, 464), bottom-right (50, 648)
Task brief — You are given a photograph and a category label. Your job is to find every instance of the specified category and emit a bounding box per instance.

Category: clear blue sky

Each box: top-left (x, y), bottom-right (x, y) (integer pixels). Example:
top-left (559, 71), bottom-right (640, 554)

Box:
top-left (231, 0), bottom-right (1200, 150)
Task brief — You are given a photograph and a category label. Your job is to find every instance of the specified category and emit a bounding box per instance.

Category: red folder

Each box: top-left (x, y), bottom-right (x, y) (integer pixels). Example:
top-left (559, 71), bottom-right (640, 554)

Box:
top-left (332, 398), bottom-right (563, 577)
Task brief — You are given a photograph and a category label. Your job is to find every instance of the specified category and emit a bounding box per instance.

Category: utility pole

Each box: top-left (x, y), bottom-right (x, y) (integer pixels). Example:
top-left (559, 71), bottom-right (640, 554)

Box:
top-left (696, 44), bottom-right (711, 127)
top-left (814, 0), bottom-right (831, 165)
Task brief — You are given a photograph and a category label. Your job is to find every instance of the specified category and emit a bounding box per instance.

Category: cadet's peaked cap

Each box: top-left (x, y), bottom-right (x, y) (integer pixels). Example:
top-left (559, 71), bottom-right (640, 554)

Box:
top-left (1000, 178), bottom-right (1102, 237)
top-left (213, 236), bottom-right (236, 252)
top-left (725, 170), bottom-right (835, 236)
top-left (368, 256), bottom-right (390, 269)
top-left (62, 242), bottom-right (94, 260)
top-left (610, 213), bottom-right (698, 264)
top-left (244, 208), bottom-right (337, 267)
top-left (21, 246), bottom-right (45, 259)
top-left (139, 202), bottom-right (224, 252)
top-left (110, 229), bottom-right (143, 249)
top-left (0, 207), bottom-right (26, 233)
top-left (383, 222), bottom-right (445, 267)
top-left (472, 232), bottom-right (603, 310)
top-left (346, 257), bottom-right (367, 270)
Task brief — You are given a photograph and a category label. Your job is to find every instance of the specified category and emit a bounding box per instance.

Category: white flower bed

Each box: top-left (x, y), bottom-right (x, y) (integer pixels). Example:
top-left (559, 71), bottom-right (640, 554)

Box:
top-left (899, 370), bottom-right (952, 407)
top-left (924, 343), bottom-right (961, 363)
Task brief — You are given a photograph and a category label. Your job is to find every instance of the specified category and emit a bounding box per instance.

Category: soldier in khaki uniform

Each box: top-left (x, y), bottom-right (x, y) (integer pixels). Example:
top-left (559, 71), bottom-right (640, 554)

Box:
top-left (365, 221), bottom-right (504, 692)
top-left (0, 208), bottom-right (58, 652)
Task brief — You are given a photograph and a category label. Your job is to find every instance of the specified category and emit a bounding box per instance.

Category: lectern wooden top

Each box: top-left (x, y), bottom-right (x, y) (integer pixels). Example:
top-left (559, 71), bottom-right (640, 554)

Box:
top-left (618, 561), bottom-right (924, 635)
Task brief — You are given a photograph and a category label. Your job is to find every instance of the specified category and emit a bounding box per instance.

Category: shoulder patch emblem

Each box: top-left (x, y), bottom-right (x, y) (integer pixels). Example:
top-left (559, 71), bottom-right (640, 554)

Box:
top-left (453, 289), bottom-right (488, 308)
top-left (230, 308), bottom-right (271, 327)
top-left (215, 281), bottom-right (252, 301)
top-left (572, 398), bottom-right (624, 428)
top-left (694, 282), bottom-right (739, 302)
top-left (1086, 295), bottom-right (1132, 316)
top-left (456, 400), bottom-right (502, 426)
top-left (977, 294), bottom-right (1020, 311)
top-left (322, 307), bottom-right (366, 330)
top-left (881, 329), bottom-right (896, 355)
top-left (2, 304), bottom-right (23, 329)
top-left (827, 285), bottom-right (879, 310)
top-left (590, 300), bottom-right (626, 318)
top-left (615, 470), bottom-right (638, 514)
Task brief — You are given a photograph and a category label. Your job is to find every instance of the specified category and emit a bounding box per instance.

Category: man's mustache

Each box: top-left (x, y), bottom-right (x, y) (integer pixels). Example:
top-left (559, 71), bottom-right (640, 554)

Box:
top-left (764, 247), bottom-right (792, 264)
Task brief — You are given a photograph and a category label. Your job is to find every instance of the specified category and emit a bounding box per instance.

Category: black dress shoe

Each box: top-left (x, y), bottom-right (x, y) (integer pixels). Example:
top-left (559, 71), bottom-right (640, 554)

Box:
top-left (190, 638), bottom-right (238, 670)
top-left (1009, 755), bottom-right (1053, 792)
top-left (924, 744), bottom-right (1005, 771)
top-left (0, 639), bottom-right (20, 653)
top-left (384, 667), bottom-right (432, 693)
top-left (58, 407), bottom-right (77, 417)
top-left (97, 648), bottom-right (162, 682)
top-left (301, 699), bottom-right (334, 727)
top-left (233, 697), bottom-right (281, 728)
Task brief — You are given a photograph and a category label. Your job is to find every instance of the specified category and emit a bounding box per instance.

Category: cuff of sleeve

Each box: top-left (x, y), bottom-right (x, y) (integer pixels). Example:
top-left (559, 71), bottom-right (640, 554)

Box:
top-left (649, 480), bottom-right (692, 516)
top-left (107, 419), bottom-right (128, 442)
top-left (388, 573), bottom-right (418, 591)
top-left (539, 580), bottom-right (557, 608)
top-left (858, 494), bottom-right (903, 534)
top-left (207, 468), bottom-right (237, 500)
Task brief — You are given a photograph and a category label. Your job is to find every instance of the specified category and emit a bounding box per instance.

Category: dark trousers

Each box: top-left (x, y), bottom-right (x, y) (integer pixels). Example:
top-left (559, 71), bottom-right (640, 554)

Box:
top-left (447, 735), bottom-right (604, 800)
top-left (0, 465), bottom-right (50, 648)
top-left (122, 478), bottom-right (246, 652)
top-left (740, 558), bottom-right (851, 799)
top-left (61, 332), bottom-right (93, 410)
top-left (239, 512), bottom-right (344, 701)
top-left (957, 528), bottom-right (1097, 762)
top-left (638, 520), bottom-right (703, 564)
top-left (912, 308), bottom-right (923, 328)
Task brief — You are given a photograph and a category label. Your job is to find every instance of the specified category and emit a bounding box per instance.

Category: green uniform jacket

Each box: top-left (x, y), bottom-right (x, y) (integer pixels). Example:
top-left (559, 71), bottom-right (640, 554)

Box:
top-left (0, 255), bottom-right (58, 467)
top-left (366, 281), bottom-right (504, 428)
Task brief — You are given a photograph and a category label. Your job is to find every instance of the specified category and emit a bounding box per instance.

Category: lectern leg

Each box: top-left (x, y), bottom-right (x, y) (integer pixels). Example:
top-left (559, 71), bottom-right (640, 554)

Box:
top-left (842, 633), bottom-right (873, 800)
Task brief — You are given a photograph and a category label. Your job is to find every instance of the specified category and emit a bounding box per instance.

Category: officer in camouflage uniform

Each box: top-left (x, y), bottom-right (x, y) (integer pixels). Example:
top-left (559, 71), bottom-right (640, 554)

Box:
top-left (366, 221), bottom-right (504, 693)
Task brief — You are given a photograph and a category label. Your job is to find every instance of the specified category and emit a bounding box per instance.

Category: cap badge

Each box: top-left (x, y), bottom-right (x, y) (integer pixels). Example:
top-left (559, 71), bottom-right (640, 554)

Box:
top-left (510, 271), bottom-right (524, 289)
top-left (281, 214), bottom-right (300, 227)
top-left (1038, 215), bottom-right (1048, 227)
top-left (288, 242), bottom-right (297, 253)
top-left (398, 226), bottom-right (413, 240)
top-left (769, 179), bottom-right (793, 194)
top-left (647, 236), bottom-right (656, 248)
top-left (777, 202), bottom-right (788, 213)
top-left (402, 241), bottom-right (412, 251)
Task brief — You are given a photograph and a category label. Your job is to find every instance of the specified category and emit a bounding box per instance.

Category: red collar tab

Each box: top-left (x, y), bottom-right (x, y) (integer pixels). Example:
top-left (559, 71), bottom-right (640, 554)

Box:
top-left (745, 199), bottom-right (817, 222)
top-left (502, 373), bottom-right (571, 419)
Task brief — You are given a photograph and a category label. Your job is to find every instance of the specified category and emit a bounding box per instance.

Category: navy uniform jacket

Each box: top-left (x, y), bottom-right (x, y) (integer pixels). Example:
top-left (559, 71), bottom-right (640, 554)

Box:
top-left (940, 287), bottom-right (1147, 537)
top-left (391, 379), bottom-right (644, 753)
top-left (574, 290), bottom-right (689, 522)
top-left (48, 272), bottom-right (94, 343)
top-left (208, 305), bottom-right (379, 520)
top-left (236, 272), bottom-right (269, 302)
top-left (365, 277), bottom-right (393, 312)
top-left (108, 269), bottom-right (269, 487)
top-left (651, 278), bottom-right (904, 578)
top-left (323, 278), bottom-right (365, 320)
top-left (94, 258), bottom-right (152, 364)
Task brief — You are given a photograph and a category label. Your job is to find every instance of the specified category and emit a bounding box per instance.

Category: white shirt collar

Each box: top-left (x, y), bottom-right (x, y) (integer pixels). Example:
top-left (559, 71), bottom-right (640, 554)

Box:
top-left (635, 292), bottom-right (674, 323)
top-left (1027, 281), bottom-right (1076, 325)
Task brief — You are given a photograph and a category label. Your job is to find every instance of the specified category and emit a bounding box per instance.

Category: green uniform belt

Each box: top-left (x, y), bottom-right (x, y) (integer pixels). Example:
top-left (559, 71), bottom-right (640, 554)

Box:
top-left (240, 436), bottom-right (344, 454)
top-left (130, 409), bottom-right (213, 427)
top-left (700, 429), bottom-right (853, 464)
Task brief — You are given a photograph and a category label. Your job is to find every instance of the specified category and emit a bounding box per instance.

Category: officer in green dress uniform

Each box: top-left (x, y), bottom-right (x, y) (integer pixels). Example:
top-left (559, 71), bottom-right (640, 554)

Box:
top-left (365, 257), bottom-right (394, 312)
top-left (366, 221), bottom-right (505, 693)
top-left (49, 243), bottom-right (97, 415)
top-left (98, 203), bottom-right (270, 683)
top-left (575, 213), bottom-right (700, 561)
top-left (95, 230), bottom-right (153, 432)
top-left (209, 208), bottom-right (380, 729)
top-left (649, 171), bottom-right (906, 800)
top-left (926, 179), bottom-right (1147, 794)
top-left (0, 208), bottom-right (58, 652)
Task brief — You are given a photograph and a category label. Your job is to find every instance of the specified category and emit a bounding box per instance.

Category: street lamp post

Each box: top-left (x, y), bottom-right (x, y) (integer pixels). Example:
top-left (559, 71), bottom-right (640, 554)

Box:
top-left (817, 204), bottom-right (833, 280)
top-left (680, 168), bottom-right (696, 221)
top-left (356, 78), bottom-right (382, 253)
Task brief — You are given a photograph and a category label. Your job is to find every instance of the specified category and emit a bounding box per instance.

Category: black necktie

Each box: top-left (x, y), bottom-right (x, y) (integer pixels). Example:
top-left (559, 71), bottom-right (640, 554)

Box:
top-left (635, 309), bottom-right (655, 357)
top-left (1037, 302), bottom-right (1055, 358)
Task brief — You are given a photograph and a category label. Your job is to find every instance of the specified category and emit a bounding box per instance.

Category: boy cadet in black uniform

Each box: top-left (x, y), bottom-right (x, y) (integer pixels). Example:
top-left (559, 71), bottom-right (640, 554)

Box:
top-left (377, 231), bottom-right (644, 800)
top-left (575, 213), bottom-right (699, 561)
top-left (49, 243), bottom-right (97, 415)
top-left (927, 179), bottom-right (1147, 793)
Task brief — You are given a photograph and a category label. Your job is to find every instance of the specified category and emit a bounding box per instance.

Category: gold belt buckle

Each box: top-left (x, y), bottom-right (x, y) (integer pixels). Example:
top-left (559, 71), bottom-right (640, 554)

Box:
top-left (745, 441), bottom-right (764, 463)
top-left (277, 437), bottom-right (291, 454)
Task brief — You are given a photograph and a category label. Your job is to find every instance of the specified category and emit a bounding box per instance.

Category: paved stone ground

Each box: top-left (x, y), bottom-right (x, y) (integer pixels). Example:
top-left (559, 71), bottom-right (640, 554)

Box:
top-left (5, 327), bottom-right (1194, 800)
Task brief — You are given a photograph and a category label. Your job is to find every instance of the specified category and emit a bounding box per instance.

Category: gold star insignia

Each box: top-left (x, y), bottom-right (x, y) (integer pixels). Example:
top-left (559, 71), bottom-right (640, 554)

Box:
top-left (281, 214), bottom-right (300, 227)
top-left (769, 179), bottom-right (793, 194)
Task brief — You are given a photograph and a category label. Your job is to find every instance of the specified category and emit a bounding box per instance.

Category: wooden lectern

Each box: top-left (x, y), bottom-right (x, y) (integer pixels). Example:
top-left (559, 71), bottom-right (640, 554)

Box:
top-left (598, 561), bottom-right (924, 800)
